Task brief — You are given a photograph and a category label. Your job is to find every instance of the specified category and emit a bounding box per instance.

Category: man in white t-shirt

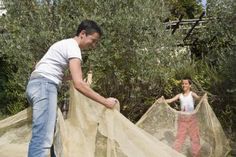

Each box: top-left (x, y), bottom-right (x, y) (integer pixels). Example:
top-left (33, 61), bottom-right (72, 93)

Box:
top-left (26, 20), bottom-right (119, 157)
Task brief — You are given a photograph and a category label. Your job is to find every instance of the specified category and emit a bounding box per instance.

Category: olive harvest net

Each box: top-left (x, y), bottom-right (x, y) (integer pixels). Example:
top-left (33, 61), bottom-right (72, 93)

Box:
top-left (136, 95), bottom-right (231, 157)
top-left (0, 85), bottom-right (230, 157)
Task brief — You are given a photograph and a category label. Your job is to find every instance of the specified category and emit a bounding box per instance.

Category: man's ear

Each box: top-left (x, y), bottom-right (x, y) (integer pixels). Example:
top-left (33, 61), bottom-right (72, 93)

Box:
top-left (80, 30), bottom-right (87, 37)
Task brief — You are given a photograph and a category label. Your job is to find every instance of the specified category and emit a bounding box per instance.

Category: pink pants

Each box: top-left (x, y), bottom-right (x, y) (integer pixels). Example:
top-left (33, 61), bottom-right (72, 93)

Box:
top-left (173, 115), bottom-right (201, 157)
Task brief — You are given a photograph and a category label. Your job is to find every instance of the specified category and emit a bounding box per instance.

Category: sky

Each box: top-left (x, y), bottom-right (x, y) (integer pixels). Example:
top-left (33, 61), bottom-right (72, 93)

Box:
top-left (201, 0), bottom-right (207, 9)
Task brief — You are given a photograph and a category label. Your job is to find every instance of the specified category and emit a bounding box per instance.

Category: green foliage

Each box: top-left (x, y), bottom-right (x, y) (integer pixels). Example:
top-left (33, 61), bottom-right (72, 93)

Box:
top-left (0, 0), bottom-right (179, 116)
top-left (164, 0), bottom-right (203, 20)
top-left (0, 0), bottom-right (62, 114)
top-left (79, 0), bottom-right (183, 118)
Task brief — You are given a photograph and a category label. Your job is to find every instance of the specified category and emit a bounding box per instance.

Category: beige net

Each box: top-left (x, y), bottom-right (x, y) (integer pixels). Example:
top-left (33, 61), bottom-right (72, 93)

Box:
top-left (136, 94), bottom-right (231, 157)
top-left (0, 85), bottom-right (230, 157)
top-left (0, 108), bottom-right (31, 157)
top-left (0, 85), bottom-right (185, 157)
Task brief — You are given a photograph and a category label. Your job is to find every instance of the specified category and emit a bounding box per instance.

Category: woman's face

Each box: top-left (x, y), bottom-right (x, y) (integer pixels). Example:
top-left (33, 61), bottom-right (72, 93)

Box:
top-left (181, 79), bottom-right (191, 92)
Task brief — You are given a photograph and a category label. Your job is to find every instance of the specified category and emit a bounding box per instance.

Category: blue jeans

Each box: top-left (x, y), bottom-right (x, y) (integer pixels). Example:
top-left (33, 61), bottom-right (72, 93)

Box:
top-left (26, 77), bottom-right (58, 157)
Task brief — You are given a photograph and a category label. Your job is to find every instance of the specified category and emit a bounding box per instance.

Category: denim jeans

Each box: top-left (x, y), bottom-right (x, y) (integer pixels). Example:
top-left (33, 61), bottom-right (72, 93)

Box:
top-left (26, 77), bottom-right (58, 157)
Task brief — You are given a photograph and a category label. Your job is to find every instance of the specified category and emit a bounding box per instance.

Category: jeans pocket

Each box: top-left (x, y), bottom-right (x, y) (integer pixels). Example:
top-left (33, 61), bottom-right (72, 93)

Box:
top-left (26, 81), bottom-right (42, 105)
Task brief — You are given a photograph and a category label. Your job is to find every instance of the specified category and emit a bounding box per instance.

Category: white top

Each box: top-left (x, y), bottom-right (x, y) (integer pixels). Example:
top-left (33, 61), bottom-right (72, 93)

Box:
top-left (179, 91), bottom-right (194, 112)
top-left (31, 38), bottom-right (82, 85)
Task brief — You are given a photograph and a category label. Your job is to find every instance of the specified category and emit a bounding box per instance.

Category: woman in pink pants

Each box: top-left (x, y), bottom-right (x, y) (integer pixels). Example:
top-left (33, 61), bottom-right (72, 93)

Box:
top-left (165, 77), bottom-right (201, 157)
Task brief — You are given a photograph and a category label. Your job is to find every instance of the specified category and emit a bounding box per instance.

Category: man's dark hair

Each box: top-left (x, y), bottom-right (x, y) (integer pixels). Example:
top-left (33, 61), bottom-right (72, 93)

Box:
top-left (76, 20), bottom-right (103, 37)
top-left (182, 77), bottom-right (192, 85)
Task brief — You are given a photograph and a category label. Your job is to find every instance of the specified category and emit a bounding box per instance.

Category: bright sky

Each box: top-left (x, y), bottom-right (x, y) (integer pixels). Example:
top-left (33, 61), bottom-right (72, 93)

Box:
top-left (201, 0), bottom-right (207, 9)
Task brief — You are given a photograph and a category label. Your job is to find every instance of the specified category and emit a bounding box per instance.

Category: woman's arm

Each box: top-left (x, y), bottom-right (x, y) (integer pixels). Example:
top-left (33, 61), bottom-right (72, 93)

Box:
top-left (165, 94), bottom-right (180, 104)
top-left (192, 92), bottom-right (201, 100)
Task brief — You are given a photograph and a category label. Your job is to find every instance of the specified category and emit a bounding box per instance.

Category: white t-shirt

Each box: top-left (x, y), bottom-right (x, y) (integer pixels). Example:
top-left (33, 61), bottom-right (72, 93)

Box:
top-left (32, 38), bottom-right (82, 85)
top-left (179, 91), bottom-right (194, 112)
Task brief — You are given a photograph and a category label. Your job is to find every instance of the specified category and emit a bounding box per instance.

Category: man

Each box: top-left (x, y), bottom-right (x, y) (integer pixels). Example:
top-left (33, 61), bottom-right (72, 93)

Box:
top-left (26, 20), bottom-right (119, 157)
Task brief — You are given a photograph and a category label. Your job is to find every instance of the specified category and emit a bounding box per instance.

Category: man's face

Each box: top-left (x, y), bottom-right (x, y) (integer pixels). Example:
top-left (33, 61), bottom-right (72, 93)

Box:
top-left (80, 31), bottom-right (100, 50)
top-left (181, 79), bottom-right (191, 92)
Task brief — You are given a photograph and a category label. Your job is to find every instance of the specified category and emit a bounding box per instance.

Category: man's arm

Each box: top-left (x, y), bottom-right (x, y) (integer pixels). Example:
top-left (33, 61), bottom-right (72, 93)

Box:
top-left (69, 58), bottom-right (118, 109)
top-left (165, 94), bottom-right (180, 104)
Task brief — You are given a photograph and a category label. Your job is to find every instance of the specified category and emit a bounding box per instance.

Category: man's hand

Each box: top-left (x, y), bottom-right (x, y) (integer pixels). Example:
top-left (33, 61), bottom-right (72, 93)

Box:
top-left (104, 97), bottom-right (119, 109)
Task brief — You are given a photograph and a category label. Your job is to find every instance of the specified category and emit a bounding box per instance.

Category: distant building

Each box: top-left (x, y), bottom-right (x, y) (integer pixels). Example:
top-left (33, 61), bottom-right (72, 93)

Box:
top-left (0, 0), bottom-right (6, 16)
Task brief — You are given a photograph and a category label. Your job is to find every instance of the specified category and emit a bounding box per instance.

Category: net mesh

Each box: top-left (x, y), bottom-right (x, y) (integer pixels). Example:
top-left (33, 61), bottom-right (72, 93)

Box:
top-left (0, 85), bottom-right (230, 157)
top-left (53, 85), bottom-right (185, 157)
top-left (136, 95), bottom-right (231, 157)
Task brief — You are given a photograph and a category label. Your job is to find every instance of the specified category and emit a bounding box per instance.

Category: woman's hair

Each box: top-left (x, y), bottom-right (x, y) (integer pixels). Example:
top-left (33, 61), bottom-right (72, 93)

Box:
top-left (182, 77), bottom-right (192, 85)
